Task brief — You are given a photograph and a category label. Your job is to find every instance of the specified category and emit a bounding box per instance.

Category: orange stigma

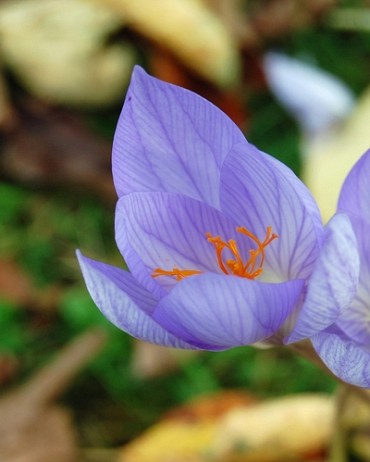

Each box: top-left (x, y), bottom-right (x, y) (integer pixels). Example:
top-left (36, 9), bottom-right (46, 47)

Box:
top-left (152, 226), bottom-right (278, 281)
top-left (206, 226), bottom-right (278, 279)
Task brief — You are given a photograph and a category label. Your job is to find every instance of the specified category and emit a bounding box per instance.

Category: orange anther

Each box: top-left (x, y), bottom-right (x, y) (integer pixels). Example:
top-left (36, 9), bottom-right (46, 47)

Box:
top-left (152, 267), bottom-right (202, 281)
top-left (206, 226), bottom-right (278, 279)
top-left (152, 227), bottom-right (278, 281)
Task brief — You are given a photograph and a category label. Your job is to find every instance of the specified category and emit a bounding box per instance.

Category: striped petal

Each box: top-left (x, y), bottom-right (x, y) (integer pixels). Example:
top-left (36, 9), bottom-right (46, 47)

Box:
top-left (220, 143), bottom-right (322, 281)
top-left (338, 149), bottom-right (370, 224)
top-left (112, 66), bottom-right (244, 207)
top-left (337, 216), bottom-right (370, 344)
top-left (115, 191), bottom-right (258, 294)
top-left (153, 273), bottom-right (304, 349)
top-left (77, 251), bottom-right (198, 349)
top-left (312, 330), bottom-right (370, 388)
top-left (285, 213), bottom-right (359, 343)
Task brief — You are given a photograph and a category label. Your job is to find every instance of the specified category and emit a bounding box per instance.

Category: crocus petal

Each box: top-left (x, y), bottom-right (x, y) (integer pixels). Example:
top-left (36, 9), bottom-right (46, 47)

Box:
top-left (115, 191), bottom-right (254, 293)
top-left (220, 143), bottom-right (322, 281)
top-left (285, 213), bottom-right (359, 344)
top-left (337, 216), bottom-right (370, 344)
top-left (338, 149), bottom-right (370, 224)
top-left (77, 251), bottom-right (198, 349)
top-left (152, 273), bottom-right (304, 349)
top-left (312, 331), bottom-right (370, 388)
top-left (262, 153), bottom-right (324, 245)
top-left (112, 66), bottom-right (244, 207)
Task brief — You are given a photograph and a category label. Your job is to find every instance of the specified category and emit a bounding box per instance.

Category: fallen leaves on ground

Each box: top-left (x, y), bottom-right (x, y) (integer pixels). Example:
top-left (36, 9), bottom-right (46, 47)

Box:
top-left (93, 0), bottom-right (240, 88)
top-left (118, 392), bottom-right (335, 462)
top-left (1, 100), bottom-right (116, 201)
top-left (0, 0), bottom-right (136, 107)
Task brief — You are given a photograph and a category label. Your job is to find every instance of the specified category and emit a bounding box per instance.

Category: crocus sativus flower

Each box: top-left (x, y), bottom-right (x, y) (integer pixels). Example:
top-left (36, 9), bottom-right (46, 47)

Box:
top-left (77, 67), bottom-right (359, 351)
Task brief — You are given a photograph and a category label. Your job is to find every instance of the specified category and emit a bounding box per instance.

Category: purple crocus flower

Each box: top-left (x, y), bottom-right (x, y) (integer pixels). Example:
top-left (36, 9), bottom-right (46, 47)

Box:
top-left (77, 67), bottom-right (359, 351)
top-left (312, 150), bottom-right (370, 387)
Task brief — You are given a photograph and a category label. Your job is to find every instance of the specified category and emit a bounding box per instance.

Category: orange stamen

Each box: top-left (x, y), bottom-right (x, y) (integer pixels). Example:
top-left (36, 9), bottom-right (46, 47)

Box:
top-left (152, 267), bottom-right (202, 281)
top-left (151, 227), bottom-right (278, 281)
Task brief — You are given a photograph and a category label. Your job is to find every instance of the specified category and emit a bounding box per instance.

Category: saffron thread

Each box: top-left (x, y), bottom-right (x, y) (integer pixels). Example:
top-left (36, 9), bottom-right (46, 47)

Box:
top-left (152, 226), bottom-right (278, 281)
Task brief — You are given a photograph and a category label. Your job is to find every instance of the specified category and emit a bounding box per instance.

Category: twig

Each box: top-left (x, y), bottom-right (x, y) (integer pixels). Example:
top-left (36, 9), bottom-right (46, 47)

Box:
top-left (19, 328), bottom-right (106, 406)
top-left (0, 328), bottom-right (106, 433)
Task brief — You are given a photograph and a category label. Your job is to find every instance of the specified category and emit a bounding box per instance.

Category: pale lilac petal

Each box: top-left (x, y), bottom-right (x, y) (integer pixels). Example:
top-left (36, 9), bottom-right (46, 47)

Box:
top-left (152, 273), bottom-right (304, 348)
top-left (220, 143), bottom-right (322, 281)
top-left (285, 213), bottom-right (359, 343)
top-left (112, 66), bottom-right (244, 207)
top-left (263, 153), bottom-right (324, 244)
top-left (77, 251), bottom-right (198, 349)
top-left (263, 52), bottom-right (355, 136)
top-left (113, 207), bottom-right (167, 300)
top-left (337, 216), bottom-right (370, 344)
top-left (312, 331), bottom-right (370, 388)
top-left (338, 149), bottom-right (370, 224)
top-left (115, 191), bottom-right (256, 293)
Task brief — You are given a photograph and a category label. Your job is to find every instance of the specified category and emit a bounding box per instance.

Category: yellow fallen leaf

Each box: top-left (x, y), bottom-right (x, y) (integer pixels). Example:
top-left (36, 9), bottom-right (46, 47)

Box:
top-left (119, 419), bottom-right (215, 462)
top-left (0, 0), bottom-right (136, 106)
top-left (118, 393), bottom-right (334, 462)
top-left (91, 0), bottom-right (240, 88)
top-left (214, 394), bottom-right (334, 462)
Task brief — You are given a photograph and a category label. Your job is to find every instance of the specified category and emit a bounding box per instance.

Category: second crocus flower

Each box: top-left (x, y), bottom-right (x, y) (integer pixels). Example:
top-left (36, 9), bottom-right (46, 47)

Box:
top-left (312, 149), bottom-right (370, 387)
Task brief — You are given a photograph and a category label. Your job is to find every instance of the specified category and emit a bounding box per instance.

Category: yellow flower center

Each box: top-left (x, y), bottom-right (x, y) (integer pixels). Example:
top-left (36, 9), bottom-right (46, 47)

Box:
top-left (152, 226), bottom-right (278, 281)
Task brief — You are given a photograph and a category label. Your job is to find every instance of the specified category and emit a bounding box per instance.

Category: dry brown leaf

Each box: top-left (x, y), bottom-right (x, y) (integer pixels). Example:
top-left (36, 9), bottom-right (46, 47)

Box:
top-left (0, 258), bottom-right (61, 312)
top-left (92, 0), bottom-right (240, 88)
top-left (0, 259), bottom-right (35, 307)
top-left (0, 355), bottom-right (19, 388)
top-left (0, 406), bottom-right (77, 462)
top-left (2, 100), bottom-right (116, 201)
top-left (118, 393), bottom-right (334, 462)
top-left (163, 390), bottom-right (258, 422)
top-left (302, 85), bottom-right (370, 223)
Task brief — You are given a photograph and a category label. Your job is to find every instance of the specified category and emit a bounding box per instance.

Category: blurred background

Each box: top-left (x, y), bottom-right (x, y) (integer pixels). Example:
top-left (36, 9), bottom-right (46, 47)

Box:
top-left (1, 0), bottom-right (370, 461)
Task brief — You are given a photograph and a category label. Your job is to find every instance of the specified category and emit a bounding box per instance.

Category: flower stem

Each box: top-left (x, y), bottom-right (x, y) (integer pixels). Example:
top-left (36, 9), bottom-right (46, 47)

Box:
top-left (329, 384), bottom-right (351, 462)
top-left (288, 339), bottom-right (336, 378)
